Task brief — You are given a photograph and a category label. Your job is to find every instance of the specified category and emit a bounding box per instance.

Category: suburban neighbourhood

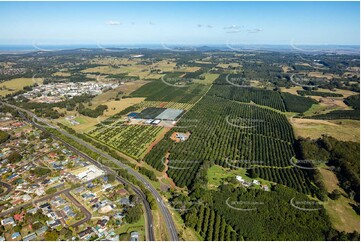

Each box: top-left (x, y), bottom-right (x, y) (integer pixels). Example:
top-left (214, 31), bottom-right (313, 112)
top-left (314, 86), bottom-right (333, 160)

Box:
top-left (0, 112), bottom-right (144, 241)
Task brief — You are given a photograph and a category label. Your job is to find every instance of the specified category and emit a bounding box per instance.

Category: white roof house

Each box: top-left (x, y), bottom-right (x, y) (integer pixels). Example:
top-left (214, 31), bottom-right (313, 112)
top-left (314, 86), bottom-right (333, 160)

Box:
top-left (236, 176), bottom-right (244, 183)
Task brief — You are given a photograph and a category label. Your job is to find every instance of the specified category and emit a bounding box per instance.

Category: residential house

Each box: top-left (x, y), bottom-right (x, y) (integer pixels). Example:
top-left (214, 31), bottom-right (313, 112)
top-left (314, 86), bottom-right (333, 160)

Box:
top-left (11, 232), bottom-right (21, 240)
top-left (130, 232), bottom-right (139, 241)
top-left (261, 185), bottom-right (270, 191)
top-left (23, 233), bottom-right (37, 241)
top-left (1, 217), bottom-right (15, 226)
top-left (236, 176), bottom-right (244, 183)
top-left (35, 225), bottom-right (48, 236)
top-left (78, 227), bottom-right (94, 240)
top-left (119, 197), bottom-right (130, 206)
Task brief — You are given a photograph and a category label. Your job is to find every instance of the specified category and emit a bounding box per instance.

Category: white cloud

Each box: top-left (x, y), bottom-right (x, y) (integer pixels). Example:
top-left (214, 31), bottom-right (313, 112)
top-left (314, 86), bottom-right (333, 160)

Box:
top-left (247, 28), bottom-right (263, 33)
top-left (224, 25), bottom-right (242, 30)
top-left (105, 20), bottom-right (121, 26)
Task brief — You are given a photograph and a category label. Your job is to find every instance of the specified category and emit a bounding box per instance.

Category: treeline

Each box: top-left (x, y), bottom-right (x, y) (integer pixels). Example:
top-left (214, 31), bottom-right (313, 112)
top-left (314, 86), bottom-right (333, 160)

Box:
top-left (13, 94), bottom-right (95, 119)
top-left (78, 103), bottom-right (108, 118)
top-left (280, 92), bottom-right (318, 113)
top-left (344, 94), bottom-right (360, 110)
top-left (43, 74), bottom-right (95, 84)
top-left (137, 167), bottom-right (157, 181)
top-left (296, 136), bottom-right (360, 202)
top-left (34, 108), bottom-right (64, 119)
top-left (0, 130), bottom-right (10, 143)
top-left (106, 73), bottom-right (139, 81)
top-left (183, 69), bottom-right (206, 79)
top-left (297, 90), bottom-right (343, 97)
top-left (305, 110), bottom-right (360, 120)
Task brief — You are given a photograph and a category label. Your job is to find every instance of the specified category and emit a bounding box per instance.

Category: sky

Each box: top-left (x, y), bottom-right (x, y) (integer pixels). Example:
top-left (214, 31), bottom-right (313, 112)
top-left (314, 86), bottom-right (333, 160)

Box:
top-left (0, 1), bottom-right (359, 46)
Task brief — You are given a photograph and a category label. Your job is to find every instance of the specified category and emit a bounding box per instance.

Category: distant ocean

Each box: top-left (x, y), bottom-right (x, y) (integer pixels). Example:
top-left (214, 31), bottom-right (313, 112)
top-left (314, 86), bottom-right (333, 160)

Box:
top-left (0, 44), bottom-right (164, 52)
top-left (0, 44), bottom-right (359, 54)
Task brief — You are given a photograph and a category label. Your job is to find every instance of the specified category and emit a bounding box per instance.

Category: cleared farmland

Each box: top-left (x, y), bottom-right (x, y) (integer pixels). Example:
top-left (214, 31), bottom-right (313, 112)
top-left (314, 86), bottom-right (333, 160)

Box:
top-left (0, 78), bottom-right (43, 96)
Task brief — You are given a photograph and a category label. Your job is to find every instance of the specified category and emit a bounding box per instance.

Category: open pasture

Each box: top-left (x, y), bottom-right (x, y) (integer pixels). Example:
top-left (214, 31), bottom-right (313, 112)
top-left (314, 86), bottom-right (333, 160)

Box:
top-left (0, 77), bottom-right (43, 96)
top-left (291, 118), bottom-right (360, 142)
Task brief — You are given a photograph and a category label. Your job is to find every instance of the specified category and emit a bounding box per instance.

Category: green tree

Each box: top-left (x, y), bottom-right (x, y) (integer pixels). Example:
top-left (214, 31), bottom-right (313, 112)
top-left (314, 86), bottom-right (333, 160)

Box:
top-left (44, 230), bottom-right (59, 241)
top-left (125, 205), bottom-right (142, 223)
top-left (7, 151), bottom-right (22, 163)
top-left (248, 169), bottom-right (259, 179)
top-left (0, 130), bottom-right (10, 143)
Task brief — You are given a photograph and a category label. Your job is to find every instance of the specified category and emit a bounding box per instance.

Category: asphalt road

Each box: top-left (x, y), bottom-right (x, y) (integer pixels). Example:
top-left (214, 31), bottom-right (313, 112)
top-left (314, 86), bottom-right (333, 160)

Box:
top-left (1, 102), bottom-right (178, 241)
top-left (0, 185), bottom-right (75, 217)
top-left (0, 181), bottom-right (12, 195)
top-left (64, 191), bottom-right (92, 228)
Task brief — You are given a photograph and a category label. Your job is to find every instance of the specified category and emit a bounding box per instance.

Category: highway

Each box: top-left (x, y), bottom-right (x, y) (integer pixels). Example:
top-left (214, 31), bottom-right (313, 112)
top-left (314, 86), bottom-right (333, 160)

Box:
top-left (1, 102), bottom-right (179, 241)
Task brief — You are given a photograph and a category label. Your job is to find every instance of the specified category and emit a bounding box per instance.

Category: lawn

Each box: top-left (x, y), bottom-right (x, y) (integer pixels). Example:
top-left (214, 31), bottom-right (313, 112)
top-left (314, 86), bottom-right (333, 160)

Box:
top-left (207, 165), bottom-right (272, 190)
top-left (195, 73), bottom-right (219, 84)
top-left (115, 215), bottom-right (145, 241)
top-left (0, 78), bottom-right (43, 96)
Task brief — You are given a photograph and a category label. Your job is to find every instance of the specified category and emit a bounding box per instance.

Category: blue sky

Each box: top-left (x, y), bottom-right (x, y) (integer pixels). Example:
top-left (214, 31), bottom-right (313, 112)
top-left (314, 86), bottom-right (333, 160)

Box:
top-left (0, 1), bottom-right (359, 45)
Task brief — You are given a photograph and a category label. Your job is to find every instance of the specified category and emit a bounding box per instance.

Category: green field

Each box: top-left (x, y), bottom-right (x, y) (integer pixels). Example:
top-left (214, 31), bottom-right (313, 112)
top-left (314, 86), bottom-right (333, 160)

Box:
top-left (207, 165), bottom-right (273, 190)
top-left (0, 77), bottom-right (43, 96)
top-left (115, 215), bottom-right (145, 241)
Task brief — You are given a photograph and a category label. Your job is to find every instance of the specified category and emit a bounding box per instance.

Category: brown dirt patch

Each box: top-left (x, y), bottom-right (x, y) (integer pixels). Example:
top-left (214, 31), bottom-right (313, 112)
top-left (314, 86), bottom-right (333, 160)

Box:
top-left (170, 131), bottom-right (191, 143)
top-left (159, 102), bottom-right (168, 108)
